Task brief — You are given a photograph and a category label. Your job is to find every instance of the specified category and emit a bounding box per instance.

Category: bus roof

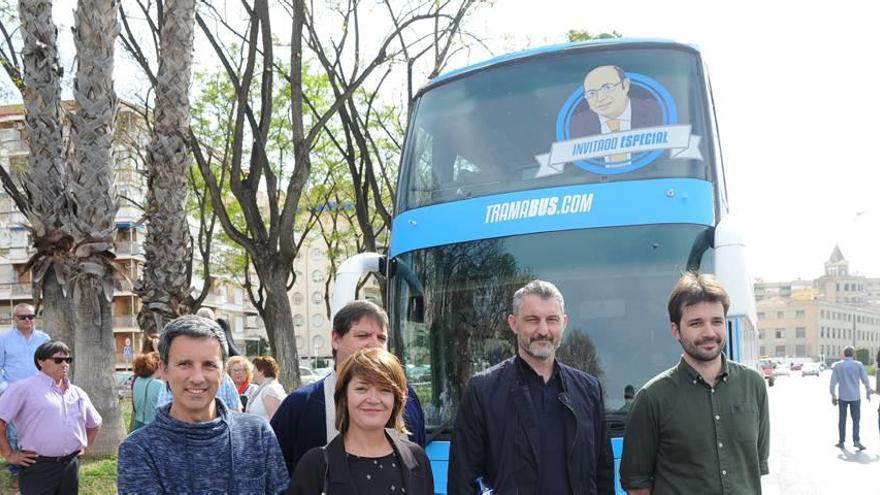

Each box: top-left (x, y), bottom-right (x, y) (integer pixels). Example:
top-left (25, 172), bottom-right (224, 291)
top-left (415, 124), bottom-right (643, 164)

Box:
top-left (427, 38), bottom-right (698, 89)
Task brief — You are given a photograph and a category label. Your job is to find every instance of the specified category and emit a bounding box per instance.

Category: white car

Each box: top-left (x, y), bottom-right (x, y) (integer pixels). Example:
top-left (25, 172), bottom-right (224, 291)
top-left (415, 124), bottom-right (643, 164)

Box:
top-left (299, 366), bottom-right (319, 385)
top-left (773, 365), bottom-right (790, 377)
top-left (801, 362), bottom-right (821, 377)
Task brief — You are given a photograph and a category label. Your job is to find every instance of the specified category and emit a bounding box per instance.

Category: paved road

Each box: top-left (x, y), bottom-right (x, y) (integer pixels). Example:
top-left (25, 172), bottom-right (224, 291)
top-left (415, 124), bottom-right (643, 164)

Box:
top-left (762, 368), bottom-right (878, 494)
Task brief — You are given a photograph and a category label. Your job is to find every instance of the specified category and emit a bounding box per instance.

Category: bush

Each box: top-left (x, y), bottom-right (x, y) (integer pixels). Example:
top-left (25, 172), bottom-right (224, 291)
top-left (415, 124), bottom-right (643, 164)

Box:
top-left (856, 348), bottom-right (871, 366)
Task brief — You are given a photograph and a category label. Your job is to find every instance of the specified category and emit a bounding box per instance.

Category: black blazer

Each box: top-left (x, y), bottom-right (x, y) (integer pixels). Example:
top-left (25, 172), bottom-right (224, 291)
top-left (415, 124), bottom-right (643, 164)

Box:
top-left (288, 428), bottom-right (434, 495)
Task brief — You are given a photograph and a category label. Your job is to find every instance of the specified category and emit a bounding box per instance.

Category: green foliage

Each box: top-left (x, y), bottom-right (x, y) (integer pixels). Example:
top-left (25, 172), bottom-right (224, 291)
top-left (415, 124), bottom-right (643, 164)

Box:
top-left (856, 348), bottom-right (870, 366)
top-left (567, 30), bottom-right (623, 42)
top-left (246, 336), bottom-right (272, 356)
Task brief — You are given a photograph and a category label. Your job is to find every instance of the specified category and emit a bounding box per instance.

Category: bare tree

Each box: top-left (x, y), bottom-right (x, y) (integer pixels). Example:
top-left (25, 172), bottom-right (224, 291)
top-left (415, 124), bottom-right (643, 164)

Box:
top-left (67, 0), bottom-right (125, 456)
top-left (133, 0), bottom-right (197, 334)
top-left (306, 0), bottom-right (488, 302)
top-left (117, 0), bottom-right (485, 387)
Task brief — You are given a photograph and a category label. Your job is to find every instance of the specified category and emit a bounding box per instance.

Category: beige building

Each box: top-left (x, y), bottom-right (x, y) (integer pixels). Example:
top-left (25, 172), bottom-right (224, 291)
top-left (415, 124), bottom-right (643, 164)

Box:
top-left (289, 229), bottom-right (382, 368)
top-left (756, 246), bottom-right (880, 361)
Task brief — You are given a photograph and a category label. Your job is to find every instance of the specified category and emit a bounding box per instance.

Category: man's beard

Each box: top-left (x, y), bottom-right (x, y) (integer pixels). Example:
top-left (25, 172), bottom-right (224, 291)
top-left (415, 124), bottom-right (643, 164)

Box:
top-left (519, 334), bottom-right (559, 360)
top-left (680, 335), bottom-right (725, 362)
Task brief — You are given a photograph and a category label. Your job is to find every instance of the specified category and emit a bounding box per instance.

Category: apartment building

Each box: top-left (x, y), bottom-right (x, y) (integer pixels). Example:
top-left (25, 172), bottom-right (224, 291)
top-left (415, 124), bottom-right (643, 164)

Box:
top-left (756, 246), bottom-right (880, 361)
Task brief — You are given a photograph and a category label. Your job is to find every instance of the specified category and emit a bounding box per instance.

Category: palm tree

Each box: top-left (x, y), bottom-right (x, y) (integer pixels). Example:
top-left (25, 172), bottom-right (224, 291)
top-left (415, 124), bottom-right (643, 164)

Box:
top-left (17, 0), bottom-right (76, 353)
top-left (67, 0), bottom-right (124, 456)
top-left (134, 0), bottom-right (197, 334)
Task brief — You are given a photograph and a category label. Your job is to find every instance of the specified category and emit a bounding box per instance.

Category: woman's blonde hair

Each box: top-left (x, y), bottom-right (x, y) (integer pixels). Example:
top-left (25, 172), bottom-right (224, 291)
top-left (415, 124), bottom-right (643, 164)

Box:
top-left (227, 355), bottom-right (253, 382)
top-left (334, 348), bottom-right (409, 435)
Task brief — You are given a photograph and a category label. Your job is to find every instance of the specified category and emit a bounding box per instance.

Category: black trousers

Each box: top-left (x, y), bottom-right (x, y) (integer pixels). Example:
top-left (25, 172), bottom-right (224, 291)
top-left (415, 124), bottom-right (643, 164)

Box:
top-left (19, 454), bottom-right (79, 495)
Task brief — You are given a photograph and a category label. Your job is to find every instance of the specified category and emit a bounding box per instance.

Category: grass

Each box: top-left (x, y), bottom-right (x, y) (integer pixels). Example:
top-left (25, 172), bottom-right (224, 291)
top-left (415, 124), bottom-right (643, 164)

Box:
top-left (0, 399), bottom-right (132, 494)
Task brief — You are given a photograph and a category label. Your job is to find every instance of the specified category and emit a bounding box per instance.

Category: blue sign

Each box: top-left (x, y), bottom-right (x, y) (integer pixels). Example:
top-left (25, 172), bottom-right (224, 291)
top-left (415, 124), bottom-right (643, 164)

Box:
top-left (390, 178), bottom-right (715, 257)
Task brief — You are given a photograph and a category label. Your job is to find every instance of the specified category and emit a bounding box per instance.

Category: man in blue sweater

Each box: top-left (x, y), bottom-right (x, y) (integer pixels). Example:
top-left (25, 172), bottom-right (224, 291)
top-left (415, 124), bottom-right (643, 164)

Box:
top-left (271, 300), bottom-right (426, 475)
top-left (117, 316), bottom-right (288, 494)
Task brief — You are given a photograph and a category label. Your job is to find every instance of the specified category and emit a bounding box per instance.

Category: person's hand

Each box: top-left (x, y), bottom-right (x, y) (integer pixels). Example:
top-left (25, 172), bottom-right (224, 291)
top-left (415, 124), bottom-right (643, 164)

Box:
top-left (867, 393), bottom-right (872, 402)
top-left (832, 397), bottom-right (838, 406)
top-left (3, 450), bottom-right (37, 467)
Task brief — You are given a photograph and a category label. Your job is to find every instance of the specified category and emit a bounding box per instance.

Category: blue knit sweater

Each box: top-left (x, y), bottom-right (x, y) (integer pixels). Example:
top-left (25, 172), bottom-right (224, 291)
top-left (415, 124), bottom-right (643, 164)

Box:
top-left (117, 400), bottom-right (289, 494)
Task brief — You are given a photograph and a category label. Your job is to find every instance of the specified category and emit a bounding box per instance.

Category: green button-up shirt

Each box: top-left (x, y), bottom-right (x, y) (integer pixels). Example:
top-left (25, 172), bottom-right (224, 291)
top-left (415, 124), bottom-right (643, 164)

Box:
top-left (620, 355), bottom-right (770, 494)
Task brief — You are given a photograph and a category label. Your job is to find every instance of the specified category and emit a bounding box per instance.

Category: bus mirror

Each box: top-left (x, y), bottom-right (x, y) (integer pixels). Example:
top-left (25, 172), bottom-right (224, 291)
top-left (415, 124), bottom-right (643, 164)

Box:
top-left (713, 215), bottom-right (757, 325)
top-left (331, 253), bottom-right (385, 321)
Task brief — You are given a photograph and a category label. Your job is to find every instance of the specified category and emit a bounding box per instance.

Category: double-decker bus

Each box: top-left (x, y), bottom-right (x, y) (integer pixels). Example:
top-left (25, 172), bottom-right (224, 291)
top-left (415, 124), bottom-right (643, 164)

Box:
top-left (333, 38), bottom-right (758, 494)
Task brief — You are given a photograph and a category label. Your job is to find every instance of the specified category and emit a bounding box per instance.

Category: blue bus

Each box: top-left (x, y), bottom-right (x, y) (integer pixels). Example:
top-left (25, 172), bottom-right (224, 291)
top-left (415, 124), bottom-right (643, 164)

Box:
top-left (333, 38), bottom-right (758, 494)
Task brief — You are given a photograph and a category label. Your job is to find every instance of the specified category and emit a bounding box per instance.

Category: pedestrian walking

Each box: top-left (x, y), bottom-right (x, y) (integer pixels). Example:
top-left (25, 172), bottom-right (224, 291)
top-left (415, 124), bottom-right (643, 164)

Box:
top-left (289, 348), bottom-right (434, 495)
top-left (830, 346), bottom-right (872, 450)
top-left (0, 340), bottom-right (102, 494)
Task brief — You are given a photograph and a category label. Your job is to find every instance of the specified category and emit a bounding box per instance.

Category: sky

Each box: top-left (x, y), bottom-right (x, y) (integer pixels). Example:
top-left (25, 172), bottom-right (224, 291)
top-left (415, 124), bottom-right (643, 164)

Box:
top-left (462, 0), bottom-right (880, 282)
top-left (12, 0), bottom-right (879, 282)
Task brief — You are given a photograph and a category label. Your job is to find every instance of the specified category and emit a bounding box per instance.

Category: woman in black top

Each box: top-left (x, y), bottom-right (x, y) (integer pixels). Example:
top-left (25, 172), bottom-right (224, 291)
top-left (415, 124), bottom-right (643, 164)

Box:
top-left (289, 348), bottom-right (434, 495)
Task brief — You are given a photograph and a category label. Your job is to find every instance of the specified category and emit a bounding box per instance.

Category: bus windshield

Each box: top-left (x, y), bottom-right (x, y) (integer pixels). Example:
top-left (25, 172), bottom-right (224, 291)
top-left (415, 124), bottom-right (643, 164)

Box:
top-left (390, 223), bottom-right (715, 434)
top-left (401, 45), bottom-right (714, 212)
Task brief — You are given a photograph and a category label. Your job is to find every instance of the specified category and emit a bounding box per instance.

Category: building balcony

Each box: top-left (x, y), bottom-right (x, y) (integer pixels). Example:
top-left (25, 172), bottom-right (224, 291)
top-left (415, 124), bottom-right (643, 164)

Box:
top-left (0, 246), bottom-right (35, 262)
top-left (0, 282), bottom-right (32, 297)
top-left (113, 315), bottom-right (139, 330)
top-left (115, 241), bottom-right (144, 257)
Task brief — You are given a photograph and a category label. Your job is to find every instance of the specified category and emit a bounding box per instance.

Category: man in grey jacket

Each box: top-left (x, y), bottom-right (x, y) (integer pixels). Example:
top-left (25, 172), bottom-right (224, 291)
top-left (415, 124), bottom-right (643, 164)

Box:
top-left (117, 316), bottom-right (288, 494)
top-left (830, 346), bottom-right (872, 450)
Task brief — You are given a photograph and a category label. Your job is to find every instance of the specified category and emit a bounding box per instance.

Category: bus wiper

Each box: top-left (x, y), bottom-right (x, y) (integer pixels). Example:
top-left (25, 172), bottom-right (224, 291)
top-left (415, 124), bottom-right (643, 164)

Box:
top-left (426, 418), bottom-right (456, 443)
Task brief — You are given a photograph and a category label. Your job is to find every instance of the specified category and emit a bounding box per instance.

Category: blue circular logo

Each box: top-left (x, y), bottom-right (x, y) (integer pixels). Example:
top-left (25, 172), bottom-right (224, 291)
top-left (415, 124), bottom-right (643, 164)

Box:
top-left (556, 73), bottom-right (677, 174)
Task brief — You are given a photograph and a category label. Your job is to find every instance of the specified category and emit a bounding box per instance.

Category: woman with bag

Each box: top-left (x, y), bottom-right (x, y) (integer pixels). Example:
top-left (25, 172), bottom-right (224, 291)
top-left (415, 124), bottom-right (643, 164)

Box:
top-left (289, 348), bottom-right (433, 494)
top-left (130, 352), bottom-right (164, 431)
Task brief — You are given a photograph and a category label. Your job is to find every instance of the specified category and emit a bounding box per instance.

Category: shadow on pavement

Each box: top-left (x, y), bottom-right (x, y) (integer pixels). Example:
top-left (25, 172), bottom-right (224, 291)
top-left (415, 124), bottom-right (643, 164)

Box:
top-left (836, 448), bottom-right (880, 464)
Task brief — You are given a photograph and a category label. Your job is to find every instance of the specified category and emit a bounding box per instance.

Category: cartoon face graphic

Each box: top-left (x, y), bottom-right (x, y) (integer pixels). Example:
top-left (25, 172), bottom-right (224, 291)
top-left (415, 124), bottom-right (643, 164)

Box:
top-left (583, 65), bottom-right (631, 120)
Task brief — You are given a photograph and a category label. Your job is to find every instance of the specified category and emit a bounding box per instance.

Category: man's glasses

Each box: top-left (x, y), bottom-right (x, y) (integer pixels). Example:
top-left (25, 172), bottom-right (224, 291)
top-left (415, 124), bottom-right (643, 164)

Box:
top-left (15, 314), bottom-right (36, 321)
top-left (585, 81), bottom-right (622, 99)
top-left (51, 357), bottom-right (73, 364)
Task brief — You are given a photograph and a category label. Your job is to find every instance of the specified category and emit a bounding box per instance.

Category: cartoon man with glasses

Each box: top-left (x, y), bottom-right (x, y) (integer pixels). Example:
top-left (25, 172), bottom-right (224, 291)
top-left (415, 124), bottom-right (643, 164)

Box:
top-left (570, 65), bottom-right (663, 154)
top-left (0, 303), bottom-right (50, 489)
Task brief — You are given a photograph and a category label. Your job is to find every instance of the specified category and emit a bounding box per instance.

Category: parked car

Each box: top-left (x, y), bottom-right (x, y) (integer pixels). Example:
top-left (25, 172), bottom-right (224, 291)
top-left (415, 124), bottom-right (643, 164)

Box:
top-left (802, 362), bottom-right (821, 377)
top-left (773, 365), bottom-right (790, 377)
top-left (299, 366), bottom-right (319, 386)
top-left (790, 362), bottom-right (803, 371)
top-left (757, 359), bottom-right (776, 386)
top-left (115, 371), bottom-right (135, 399)
top-left (313, 367), bottom-right (333, 378)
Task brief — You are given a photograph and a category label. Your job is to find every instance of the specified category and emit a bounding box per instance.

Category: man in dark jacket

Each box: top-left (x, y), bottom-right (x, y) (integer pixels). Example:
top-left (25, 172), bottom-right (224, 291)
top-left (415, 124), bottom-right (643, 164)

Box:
top-left (449, 280), bottom-right (614, 495)
top-left (271, 300), bottom-right (426, 475)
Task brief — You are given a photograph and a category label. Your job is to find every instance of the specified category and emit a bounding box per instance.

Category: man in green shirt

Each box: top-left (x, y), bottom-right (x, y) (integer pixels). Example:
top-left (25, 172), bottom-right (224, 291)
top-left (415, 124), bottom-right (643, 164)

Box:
top-left (620, 272), bottom-right (769, 494)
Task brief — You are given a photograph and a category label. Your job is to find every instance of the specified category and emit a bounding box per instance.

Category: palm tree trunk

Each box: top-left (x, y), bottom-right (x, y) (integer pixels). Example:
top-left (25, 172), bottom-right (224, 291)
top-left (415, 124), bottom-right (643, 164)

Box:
top-left (135, 0), bottom-right (197, 334)
top-left (68, 0), bottom-right (124, 457)
top-left (18, 0), bottom-right (74, 358)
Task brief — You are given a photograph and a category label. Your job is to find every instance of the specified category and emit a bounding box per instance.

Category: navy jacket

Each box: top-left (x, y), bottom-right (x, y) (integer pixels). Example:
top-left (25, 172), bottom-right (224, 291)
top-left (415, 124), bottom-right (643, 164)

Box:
top-left (448, 356), bottom-right (614, 495)
top-left (271, 376), bottom-right (426, 475)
